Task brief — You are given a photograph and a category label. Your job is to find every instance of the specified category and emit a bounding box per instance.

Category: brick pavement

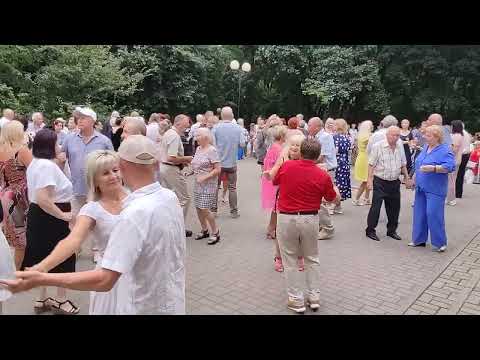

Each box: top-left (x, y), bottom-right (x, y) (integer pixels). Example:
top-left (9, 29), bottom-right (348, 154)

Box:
top-left (3, 158), bottom-right (480, 315)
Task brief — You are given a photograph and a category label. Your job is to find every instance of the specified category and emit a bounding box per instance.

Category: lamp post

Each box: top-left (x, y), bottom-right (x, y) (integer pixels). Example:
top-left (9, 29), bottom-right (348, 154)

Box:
top-left (230, 60), bottom-right (251, 119)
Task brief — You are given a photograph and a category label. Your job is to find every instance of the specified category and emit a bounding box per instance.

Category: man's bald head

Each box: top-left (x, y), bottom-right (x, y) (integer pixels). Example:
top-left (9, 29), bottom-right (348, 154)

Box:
top-left (307, 117), bottom-right (323, 136)
top-left (427, 113), bottom-right (443, 126)
top-left (221, 106), bottom-right (234, 121)
top-left (2, 108), bottom-right (14, 120)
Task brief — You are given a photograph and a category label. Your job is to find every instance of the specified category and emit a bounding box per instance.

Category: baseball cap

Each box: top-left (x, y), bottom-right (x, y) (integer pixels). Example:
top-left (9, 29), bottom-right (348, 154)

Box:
top-left (74, 107), bottom-right (97, 121)
top-left (118, 135), bottom-right (157, 165)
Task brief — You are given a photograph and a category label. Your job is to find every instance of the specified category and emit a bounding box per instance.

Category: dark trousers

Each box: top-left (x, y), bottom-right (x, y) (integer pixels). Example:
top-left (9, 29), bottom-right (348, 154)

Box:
top-left (456, 153), bottom-right (470, 198)
top-left (366, 176), bottom-right (401, 235)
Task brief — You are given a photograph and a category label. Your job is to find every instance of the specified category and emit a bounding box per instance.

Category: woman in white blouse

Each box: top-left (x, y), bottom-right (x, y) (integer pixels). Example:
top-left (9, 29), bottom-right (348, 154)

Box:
top-left (21, 129), bottom-right (77, 314)
top-left (29, 150), bottom-right (128, 315)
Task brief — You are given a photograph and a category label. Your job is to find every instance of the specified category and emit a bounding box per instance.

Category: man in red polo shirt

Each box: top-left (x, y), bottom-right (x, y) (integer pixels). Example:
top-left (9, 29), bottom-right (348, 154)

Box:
top-left (273, 138), bottom-right (340, 313)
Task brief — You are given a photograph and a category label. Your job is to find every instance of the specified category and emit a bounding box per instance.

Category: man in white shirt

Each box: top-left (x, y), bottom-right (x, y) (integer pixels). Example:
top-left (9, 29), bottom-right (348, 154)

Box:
top-left (1, 135), bottom-right (187, 315)
top-left (0, 108), bottom-right (14, 129)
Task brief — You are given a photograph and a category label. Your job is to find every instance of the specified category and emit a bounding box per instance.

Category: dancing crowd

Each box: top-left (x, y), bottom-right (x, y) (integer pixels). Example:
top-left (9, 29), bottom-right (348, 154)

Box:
top-left (0, 106), bottom-right (479, 315)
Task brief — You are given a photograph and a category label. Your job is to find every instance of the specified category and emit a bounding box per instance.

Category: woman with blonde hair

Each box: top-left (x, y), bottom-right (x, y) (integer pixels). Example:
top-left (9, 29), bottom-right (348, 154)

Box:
top-left (332, 119), bottom-right (351, 213)
top-left (0, 120), bottom-right (32, 269)
top-left (27, 150), bottom-right (129, 314)
top-left (353, 120), bottom-right (373, 205)
top-left (409, 125), bottom-right (455, 252)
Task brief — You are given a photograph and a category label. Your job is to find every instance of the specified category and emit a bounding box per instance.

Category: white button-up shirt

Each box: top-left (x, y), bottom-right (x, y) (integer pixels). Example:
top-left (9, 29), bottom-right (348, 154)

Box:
top-left (101, 182), bottom-right (186, 315)
top-left (368, 140), bottom-right (407, 181)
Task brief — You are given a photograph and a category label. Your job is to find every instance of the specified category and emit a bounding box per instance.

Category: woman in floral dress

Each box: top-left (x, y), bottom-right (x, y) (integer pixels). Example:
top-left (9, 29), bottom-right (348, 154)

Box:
top-left (333, 119), bottom-right (351, 213)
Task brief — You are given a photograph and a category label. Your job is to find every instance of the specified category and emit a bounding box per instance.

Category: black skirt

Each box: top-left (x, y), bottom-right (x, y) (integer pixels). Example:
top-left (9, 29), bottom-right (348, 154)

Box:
top-left (22, 202), bottom-right (75, 273)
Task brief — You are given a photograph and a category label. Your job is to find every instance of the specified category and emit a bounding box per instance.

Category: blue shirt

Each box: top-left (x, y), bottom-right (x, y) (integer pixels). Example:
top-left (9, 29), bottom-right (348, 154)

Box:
top-left (442, 126), bottom-right (452, 146)
top-left (315, 130), bottom-right (337, 170)
top-left (212, 121), bottom-right (245, 168)
top-left (415, 143), bottom-right (455, 197)
top-left (61, 131), bottom-right (114, 196)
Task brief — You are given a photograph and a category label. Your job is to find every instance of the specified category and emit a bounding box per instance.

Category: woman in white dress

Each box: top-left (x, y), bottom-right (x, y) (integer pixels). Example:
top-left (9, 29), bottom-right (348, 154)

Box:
top-left (28, 150), bottom-right (128, 314)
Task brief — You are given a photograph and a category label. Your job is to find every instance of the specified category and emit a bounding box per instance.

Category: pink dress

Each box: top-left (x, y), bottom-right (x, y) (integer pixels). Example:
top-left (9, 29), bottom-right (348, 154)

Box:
top-left (261, 142), bottom-right (282, 211)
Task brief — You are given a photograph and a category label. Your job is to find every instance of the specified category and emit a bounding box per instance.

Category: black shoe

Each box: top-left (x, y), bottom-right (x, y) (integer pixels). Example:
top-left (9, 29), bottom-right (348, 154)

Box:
top-left (185, 230), bottom-right (193, 237)
top-left (366, 232), bottom-right (380, 241)
top-left (408, 242), bottom-right (426, 247)
top-left (207, 231), bottom-right (220, 245)
top-left (387, 232), bottom-right (402, 240)
top-left (195, 230), bottom-right (209, 240)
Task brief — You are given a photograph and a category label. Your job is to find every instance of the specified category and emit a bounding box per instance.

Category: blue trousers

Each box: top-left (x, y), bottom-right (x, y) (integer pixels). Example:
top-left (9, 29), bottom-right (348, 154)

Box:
top-left (412, 188), bottom-right (447, 248)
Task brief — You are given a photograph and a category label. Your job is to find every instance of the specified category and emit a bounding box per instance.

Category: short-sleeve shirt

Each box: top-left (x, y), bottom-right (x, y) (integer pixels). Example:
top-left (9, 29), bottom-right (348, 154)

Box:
top-left (451, 133), bottom-right (464, 165)
top-left (368, 140), bottom-right (407, 181)
top-left (212, 121), bottom-right (244, 168)
top-left (101, 182), bottom-right (186, 315)
top-left (78, 201), bottom-right (121, 256)
top-left (160, 128), bottom-right (184, 164)
top-left (146, 122), bottom-right (160, 143)
top-left (61, 131), bottom-right (113, 196)
top-left (315, 130), bottom-right (338, 170)
top-left (26, 158), bottom-right (73, 203)
top-left (191, 145), bottom-right (220, 194)
top-left (273, 159), bottom-right (337, 213)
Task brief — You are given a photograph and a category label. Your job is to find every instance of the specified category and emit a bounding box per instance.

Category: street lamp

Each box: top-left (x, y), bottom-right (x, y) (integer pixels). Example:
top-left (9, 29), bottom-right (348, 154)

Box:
top-left (230, 60), bottom-right (251, 119)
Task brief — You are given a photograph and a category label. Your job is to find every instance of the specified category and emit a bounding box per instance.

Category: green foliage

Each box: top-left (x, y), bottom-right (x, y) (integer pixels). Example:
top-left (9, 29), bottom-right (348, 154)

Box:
top-left (1, 45), bottom-right (480, 131)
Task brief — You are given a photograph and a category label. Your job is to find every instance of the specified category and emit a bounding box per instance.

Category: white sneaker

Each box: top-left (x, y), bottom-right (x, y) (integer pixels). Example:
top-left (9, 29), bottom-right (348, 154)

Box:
top-left (352, 199), bottom-right (364, 206)
top-left (436, 245), bottom-right (447, 252)
top-left (333, 205), bottom-right (343, 214)
top-left (447, 200), bottom-right (457, 206)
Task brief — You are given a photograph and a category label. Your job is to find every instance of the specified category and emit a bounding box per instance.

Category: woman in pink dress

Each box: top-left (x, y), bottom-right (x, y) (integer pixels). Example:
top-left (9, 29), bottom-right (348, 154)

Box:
top-left (261, 125), bottom-right (287, 239)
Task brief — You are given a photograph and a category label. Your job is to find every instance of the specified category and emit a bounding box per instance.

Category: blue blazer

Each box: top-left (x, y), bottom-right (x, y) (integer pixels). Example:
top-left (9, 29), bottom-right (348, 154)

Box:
top-left (415, 143), bottom-right (455, 197)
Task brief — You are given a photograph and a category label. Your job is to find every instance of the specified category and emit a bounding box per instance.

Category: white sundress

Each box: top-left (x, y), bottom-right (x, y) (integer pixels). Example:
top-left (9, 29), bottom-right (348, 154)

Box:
top-left (78, 201), bottom-right (130, 315)
top-left (0, 228), bottom-right (15, 305)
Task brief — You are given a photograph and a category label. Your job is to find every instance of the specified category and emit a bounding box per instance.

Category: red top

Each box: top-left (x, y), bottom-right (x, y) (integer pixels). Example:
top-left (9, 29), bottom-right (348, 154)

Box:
top-left (273, 159), bottom-right (337, 212)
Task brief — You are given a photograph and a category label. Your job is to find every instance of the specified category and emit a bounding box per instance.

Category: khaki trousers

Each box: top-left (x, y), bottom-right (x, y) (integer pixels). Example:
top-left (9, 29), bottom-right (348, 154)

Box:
top-left (159, 164), bottom-right (191, 220)
top-left (277, 213), bottom-right (321, 300)
top-left (319, 170), bottom-right (335, 233)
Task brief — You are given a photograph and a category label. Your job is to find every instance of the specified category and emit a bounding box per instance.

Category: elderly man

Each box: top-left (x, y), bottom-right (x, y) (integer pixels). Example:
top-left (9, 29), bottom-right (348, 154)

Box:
top-left (0, 108), bottom-right (14, 129)
top-left (27, 112), bottom-right (45, 136)
top-left (307, 117), bottom-right (337, 239)
top-left (146, 113), bottom-right (160, 143)
top-left (273, 138), bottom-right (340, 313)
top-left (1, 135), bottom-right (186, 315)
top-left (60, 107), bottom-right (113, 246)
top-left (121, 116), bottom-right (147, 140)
top-left (211, 106), bottom-right (246, 218)
top-left (366, 126), bottom-right (412, 242)
top-left (189, 114), bottom-right (207, 148)
top-left (426, 113), bottom-right (452, 147)
top-left (159, 114), bottom-right (193, 237)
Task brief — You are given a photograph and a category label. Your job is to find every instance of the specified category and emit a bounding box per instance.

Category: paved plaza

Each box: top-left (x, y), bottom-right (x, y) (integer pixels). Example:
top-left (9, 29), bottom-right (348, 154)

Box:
top-left (3, 158), bottom-right (480, 315)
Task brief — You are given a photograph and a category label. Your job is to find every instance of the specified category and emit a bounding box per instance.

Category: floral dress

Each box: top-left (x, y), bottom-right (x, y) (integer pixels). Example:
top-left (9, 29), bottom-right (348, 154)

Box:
top-left (0, 151), bottom-right (29, 249)
top-left (333, 134), bottom-right (352, 200)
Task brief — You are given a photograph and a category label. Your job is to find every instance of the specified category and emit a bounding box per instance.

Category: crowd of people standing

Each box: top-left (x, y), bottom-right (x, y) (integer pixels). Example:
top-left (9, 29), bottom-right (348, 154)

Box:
top-left (0, 105), bottom-right (479, 315)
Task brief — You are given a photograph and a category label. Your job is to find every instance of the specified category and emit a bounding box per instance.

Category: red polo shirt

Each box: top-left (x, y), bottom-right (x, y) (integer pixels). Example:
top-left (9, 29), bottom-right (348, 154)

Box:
top-left (273, 159), bottom-right (337, 212)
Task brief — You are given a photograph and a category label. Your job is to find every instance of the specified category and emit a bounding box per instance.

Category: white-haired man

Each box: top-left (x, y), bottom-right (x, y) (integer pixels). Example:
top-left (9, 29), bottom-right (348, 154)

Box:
top-left (211, 106), bottom-right (246, 218)
top-left (27, 112), bottom-right (45, 136)
top-left (0, 108), bottom-right (14, 129)
top-left (159, 114), bottom-right (193, 237)
top-left (121, 116), bottom-right (147, 140)
top-left (1, 135), bottom-right (186, 315)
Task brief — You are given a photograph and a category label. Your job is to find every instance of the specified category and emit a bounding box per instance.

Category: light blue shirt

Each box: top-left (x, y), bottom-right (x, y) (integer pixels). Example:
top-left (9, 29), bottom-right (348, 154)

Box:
top-left (61, 131), bottom-right (113, 196)
top-left (442, 126), bottom-right (452, 146)
top-left (212, 121), bottom-right (245, 168)
top-left (315, 130), bottom-right (337, 170)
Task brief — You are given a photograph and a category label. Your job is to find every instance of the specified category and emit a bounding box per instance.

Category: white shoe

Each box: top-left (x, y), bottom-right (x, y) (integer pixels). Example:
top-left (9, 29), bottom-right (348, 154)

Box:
top-left (333, 206), bottom-right (343, 214)
top-left (352, 199), bottom-right (364, 206)
top-left (446, 200), bottom-right (457, 206)
top-left (436, 245), bottom-right (447, 252)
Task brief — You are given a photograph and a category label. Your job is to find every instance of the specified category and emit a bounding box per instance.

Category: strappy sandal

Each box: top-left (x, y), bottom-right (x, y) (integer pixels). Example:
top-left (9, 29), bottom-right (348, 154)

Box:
top-left (33, 297), bottom-right (55, 314)
top-left (207, 231), bottom-right (220, 245)
top-left (50, 299), bottom-right (80, 315)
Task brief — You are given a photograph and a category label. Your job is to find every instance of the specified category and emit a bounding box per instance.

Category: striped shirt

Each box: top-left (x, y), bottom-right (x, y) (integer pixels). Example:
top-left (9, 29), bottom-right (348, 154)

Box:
top-left (368, 140), bottom-right (406, 181)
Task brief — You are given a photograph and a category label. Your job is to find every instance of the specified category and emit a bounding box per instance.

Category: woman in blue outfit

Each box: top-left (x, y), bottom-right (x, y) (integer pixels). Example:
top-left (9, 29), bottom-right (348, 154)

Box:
top-left (409, 125), bottom-right (455, 252)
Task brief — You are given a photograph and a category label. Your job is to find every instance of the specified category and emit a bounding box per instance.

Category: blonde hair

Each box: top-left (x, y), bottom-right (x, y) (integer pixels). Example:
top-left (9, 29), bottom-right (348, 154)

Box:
top-left (358, 120), bottom-right (373, 136)
top-left (0, 120), bottom-right (25, 150)
top-left (270, 125), bottom-right (287, 141)
top-left (335, 118), bottom-right (348, 134)
top-left (426, 125), bottom-right (444, 144)
top-left (288, 134), bottom-right (305, 147)
top-left (86, 150), bottom-right (121, 202)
